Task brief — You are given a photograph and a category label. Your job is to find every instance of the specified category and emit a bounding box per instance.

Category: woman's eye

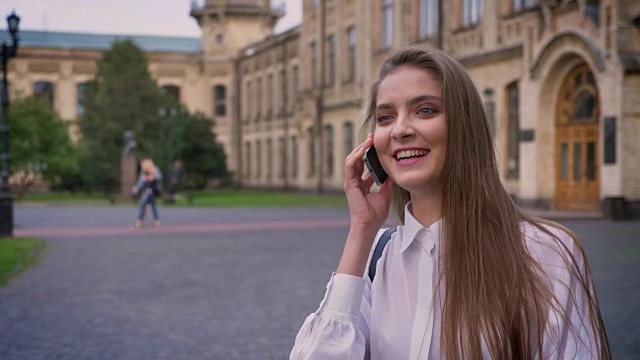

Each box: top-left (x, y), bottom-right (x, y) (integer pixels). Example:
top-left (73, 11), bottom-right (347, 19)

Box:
top-left (376, 115), bottom-right (391, 123)
top-left (419, 107), bottom-right (435, 115)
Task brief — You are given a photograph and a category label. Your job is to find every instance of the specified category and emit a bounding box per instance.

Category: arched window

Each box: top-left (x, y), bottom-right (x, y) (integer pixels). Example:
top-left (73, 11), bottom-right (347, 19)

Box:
top-left (33, 81), bottom-right (55, 108)
top-left (161, 85), bottom-right (181, 102)
top-left (213, 85), bottom-right (226, 116)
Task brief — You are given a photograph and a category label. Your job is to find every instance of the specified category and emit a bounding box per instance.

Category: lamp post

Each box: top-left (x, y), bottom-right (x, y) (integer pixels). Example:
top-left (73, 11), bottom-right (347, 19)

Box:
top-left (0, 11), bottom-right (20, 238)
top-left (159, 107), bottom-right (177, 171)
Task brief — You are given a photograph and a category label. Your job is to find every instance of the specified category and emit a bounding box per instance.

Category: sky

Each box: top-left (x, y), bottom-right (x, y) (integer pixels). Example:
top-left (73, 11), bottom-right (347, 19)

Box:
top-left (0, 0), bottom-right (302, 37)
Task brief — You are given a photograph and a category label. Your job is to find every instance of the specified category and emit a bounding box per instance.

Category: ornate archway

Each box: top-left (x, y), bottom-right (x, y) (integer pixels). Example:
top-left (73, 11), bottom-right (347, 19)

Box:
top-left (555, 64), bottom-right (600, 210)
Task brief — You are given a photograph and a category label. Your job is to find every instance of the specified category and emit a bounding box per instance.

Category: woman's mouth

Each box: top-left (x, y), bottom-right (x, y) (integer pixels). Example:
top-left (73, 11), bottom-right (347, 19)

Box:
top-left (395, 149), bottom-right (430, 161)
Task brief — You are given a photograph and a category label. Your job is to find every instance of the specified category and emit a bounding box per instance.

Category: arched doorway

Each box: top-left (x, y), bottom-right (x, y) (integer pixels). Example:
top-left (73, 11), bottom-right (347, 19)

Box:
top-left (555, 64), bottom-right (600, 210)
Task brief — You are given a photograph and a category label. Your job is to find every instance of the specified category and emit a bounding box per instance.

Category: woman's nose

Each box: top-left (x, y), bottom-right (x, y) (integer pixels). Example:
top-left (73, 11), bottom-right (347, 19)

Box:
top-left (391, 113), bottom-right (414, 140)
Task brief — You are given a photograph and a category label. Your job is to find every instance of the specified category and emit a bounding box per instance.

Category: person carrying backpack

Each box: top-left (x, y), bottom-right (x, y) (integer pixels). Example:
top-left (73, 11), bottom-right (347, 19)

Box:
top-left (131, 158), bottom-right (162, 228)
top-left (290, 47), bottom-right (610, 359)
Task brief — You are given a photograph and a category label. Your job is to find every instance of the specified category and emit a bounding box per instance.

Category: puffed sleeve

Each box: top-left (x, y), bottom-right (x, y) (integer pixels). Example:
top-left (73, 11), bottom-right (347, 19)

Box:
top-left (289, 273), bottom-right (371, 360)
top-left (533, 225), bottom-right (603, 359)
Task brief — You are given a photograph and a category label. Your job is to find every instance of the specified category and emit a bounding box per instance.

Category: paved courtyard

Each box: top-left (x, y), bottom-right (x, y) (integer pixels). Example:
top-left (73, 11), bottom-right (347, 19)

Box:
top-left (1, 205), bottom-right (638, 359)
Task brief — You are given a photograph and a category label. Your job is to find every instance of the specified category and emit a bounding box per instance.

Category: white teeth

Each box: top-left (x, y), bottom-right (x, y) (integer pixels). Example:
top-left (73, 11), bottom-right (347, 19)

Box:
top-left (395, 149), bottom-right (429, 160)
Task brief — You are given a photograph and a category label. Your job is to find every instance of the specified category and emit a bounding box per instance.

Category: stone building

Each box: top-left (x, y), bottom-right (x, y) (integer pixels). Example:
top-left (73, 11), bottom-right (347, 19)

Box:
top-left (3, 0), bottom-right (640, 216)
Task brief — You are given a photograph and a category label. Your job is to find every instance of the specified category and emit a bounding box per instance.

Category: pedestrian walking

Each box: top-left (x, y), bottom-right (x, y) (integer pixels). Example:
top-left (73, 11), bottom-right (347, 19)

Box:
top-left (131, 158), bottom-right (162, 228)
top-left (290, 47), bottom-right (611, 359)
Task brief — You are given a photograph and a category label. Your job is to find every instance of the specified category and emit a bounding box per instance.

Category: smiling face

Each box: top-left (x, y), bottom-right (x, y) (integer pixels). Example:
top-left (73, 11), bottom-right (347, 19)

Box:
top-left (373, 65), bottom-right (447, 197)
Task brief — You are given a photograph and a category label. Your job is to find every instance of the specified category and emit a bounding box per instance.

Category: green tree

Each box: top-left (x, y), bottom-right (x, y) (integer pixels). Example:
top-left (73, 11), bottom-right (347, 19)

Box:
top-left (78, 39), bottom-right (166, 193)
top-left (172, 109), bottom-right (228, 189)
top-left (78, 39), bottom-right (228, 194)
top-left (9, 97), bottom-right (79, 197)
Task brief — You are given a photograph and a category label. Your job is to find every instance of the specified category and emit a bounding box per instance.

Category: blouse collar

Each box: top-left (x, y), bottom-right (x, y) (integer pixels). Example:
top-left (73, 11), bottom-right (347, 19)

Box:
top-left (400, 202), bottom-right (442, 253)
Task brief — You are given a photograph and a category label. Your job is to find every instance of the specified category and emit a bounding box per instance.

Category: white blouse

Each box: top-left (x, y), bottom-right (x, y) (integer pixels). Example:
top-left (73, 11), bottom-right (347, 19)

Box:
top-left (290, 204), bottom-right (601, 359)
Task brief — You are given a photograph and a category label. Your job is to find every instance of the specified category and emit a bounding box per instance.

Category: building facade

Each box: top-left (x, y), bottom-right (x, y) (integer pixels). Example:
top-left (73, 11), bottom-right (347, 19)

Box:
top-left (4, 0), bottom-right (640, 215)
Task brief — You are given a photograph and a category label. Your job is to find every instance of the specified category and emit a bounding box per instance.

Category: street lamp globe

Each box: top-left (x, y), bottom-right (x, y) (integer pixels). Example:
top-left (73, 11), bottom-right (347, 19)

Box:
top-left (7, 12), bottom-right (20, 37)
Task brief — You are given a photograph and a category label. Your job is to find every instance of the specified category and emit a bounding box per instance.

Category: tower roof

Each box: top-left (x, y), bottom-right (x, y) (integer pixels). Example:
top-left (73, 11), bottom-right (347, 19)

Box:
top-left (0, 29), bottom-right (201, 53)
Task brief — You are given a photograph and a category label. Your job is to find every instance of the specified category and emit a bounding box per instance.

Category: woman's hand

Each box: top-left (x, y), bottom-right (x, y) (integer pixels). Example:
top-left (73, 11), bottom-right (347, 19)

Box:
top-left (338, 133), bottom-right (393, 277)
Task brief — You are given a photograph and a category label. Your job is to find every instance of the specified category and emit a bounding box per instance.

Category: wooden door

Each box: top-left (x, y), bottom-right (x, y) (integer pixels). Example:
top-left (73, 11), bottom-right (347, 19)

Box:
top-left (555, 65), bottom-right (600, 210)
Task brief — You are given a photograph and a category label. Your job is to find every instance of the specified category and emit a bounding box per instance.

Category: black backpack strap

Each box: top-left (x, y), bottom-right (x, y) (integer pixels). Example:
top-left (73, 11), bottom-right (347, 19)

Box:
top-left (368, 228), bottom-right (397, 282)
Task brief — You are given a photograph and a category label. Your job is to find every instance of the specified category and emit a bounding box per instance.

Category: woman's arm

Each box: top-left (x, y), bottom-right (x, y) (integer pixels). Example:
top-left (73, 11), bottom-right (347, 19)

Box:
top-left (338, 134), bottom-right (393, 277)
top-left (290, 134), bottom-right (392, 359)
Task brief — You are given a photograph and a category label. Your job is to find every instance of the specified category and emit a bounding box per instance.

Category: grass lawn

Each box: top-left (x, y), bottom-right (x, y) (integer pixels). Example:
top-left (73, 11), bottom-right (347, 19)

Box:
top-left (18, 189), bottom-right (347, 208)
top-left (0, 237), bottom-right (47, 287)
top-left (21, 192), bottom-right (111, 205)
top-left (175, 189), bottom-right (347, 207)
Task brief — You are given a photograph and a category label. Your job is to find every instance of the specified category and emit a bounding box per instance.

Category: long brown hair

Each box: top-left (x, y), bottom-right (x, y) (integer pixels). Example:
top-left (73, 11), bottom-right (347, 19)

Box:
top-left (362, 47), bottom-right (610, 359)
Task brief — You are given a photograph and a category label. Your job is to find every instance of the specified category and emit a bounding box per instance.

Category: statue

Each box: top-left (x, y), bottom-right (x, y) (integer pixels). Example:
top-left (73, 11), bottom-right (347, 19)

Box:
top-left (122, 130), bottom-right (137, 157)
top-left (120, 130), bottom-right (138, 201)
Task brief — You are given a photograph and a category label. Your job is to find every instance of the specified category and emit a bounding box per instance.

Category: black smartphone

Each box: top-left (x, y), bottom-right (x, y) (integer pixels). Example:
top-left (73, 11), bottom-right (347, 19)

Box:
top-left (362, 146), bottom-right (388, 185)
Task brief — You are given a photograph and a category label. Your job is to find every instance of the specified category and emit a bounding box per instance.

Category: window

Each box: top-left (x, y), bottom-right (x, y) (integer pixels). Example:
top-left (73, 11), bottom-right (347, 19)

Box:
top-left (327, 34), bottom-right (335, 86)
top-left (346, 27), bottom-right (356, 82)
top-left (161, 85), bottom-right (181, 102)
top-left (267, 138), bottom-right (273, 180)
top-left (506, 82), bottom-right (520, 179)
top-left (76, 82), bottom-right (87, 116)
top-left (325, 125), bottom-right (334, 176)
top-left (308, 128), bottom-right (316, 176)
top-left (382, 0), bottom-right (394, 48)
top-left (463, 0), bottom-right (483, 27)
top-left (245, 81), bottom-right (252, 122)
top-left (291, 136), bottom-right (298, 178)
top-left (483, 88), bottom-right (496, 138)
top-left (512, 0), bottom-right (537, 13)
top-left (344, 122), bottom-right (354, 159)
top-left (257, 77), bottom-right (262, 119)
top-left (292, 65), bottom-right (300, 105)
top-left (419, 0), bottom-right (438, 38)
top-left (267, 74), bottom-right (273, 116)
top-left (33, 81), bottom-right (55, 108)
top-left (256, 139), bottom-right (262, 178)
top-left (585, 0), bottom-right (600, 26)
top-left (213, 85), bottom-right (226, 116)
top-left (310, 42), bottom-right (318, 87)
top-left (279, 137), bottom-right (286, 178)
top-left (280, 69), bottom-right (287, 113)
top-left (245, 142), bottom-right (252, 178)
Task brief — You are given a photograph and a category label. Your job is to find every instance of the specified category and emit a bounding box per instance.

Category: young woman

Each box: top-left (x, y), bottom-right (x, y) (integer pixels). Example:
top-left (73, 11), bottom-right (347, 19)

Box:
top-left (290, 48), bottom-right (610, 359)
top-left (132, 158), bottom-right (162, 228)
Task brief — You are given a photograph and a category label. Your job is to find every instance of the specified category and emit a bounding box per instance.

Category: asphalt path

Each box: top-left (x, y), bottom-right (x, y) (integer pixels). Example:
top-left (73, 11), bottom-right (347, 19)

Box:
top-left (1, 205), bottom-right (638, 359)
